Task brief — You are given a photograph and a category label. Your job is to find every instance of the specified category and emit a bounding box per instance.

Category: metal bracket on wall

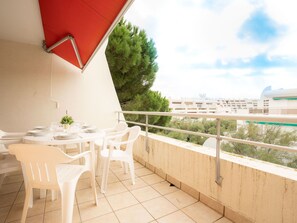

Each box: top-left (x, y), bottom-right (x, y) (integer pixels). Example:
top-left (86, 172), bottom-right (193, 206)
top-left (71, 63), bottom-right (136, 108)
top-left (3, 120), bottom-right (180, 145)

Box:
top-left (42, 34), bottom-right (83, 69)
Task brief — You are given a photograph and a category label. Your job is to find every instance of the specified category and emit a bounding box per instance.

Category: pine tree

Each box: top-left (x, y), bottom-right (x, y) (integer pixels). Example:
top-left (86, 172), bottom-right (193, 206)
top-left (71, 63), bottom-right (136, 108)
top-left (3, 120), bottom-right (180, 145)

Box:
top-left (106, 19), bottom-right (171, 127)
top-left (106, 19), bottom-right (158, 106)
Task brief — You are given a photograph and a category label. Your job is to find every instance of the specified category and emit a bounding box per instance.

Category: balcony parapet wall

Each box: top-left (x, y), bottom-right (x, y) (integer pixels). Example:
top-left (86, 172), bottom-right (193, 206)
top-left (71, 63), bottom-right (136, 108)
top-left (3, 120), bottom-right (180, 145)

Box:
top-left (133, 132), bottom-right (297, 223)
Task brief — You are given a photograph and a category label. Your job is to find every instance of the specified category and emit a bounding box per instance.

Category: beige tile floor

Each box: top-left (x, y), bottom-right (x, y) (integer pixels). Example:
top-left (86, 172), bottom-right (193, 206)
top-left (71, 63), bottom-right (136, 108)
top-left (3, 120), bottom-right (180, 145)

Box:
top-left (0, 160), bottom-right (233, 223)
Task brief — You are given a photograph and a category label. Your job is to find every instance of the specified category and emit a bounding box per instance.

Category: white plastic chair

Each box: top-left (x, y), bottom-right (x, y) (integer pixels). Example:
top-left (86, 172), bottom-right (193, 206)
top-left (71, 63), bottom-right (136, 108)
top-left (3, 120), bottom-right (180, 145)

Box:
top-left (0, 139), bottom-right (23, 189)
top-left (0, 130), bottom-right (26, 154)
top-left (0, 130), bottom-right (26, 140)
top-left (9, 144), bottom-right (98, 223)
top-left (95, 122), bottom-right (128, 147)
top-left (0, 151), bottom-right (21, 189)
top-left (100, 126), bottom-right (141, 193)
top-left (95, 122), bottom-right (128, 174)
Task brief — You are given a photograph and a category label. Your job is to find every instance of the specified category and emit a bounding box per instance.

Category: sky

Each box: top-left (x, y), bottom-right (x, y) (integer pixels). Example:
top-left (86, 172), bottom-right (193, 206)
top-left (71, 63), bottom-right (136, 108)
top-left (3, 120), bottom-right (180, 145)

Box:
top-left (124, 0), bottom-right (297, 99)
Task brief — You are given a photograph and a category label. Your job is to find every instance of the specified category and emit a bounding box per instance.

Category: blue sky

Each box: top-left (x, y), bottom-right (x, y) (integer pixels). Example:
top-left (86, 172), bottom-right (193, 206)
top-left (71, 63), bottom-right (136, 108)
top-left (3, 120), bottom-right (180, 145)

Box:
top-left (125, 0), bottom-right (297, 99)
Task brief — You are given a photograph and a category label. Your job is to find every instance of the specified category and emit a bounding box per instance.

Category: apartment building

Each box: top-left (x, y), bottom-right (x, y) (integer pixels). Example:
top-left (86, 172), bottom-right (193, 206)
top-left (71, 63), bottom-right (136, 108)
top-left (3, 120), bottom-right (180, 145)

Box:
top-left (169, 87), bottom-right (297, 115)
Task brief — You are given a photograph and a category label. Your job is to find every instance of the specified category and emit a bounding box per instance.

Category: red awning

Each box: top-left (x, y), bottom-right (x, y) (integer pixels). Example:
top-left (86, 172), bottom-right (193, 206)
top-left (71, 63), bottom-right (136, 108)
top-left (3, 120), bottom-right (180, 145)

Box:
top-left (39, 0), bottom-right (131, 70)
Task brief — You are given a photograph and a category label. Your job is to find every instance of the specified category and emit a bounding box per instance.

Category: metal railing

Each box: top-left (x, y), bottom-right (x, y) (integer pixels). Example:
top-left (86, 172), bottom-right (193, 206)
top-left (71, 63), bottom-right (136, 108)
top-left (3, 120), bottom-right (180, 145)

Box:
top-left (116, 111), bottom-right (297, 185)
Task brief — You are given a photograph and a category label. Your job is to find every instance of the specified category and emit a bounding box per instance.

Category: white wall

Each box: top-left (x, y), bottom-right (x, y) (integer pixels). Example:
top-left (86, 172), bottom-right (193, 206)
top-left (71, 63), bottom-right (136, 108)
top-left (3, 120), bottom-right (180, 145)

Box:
top-left (134, 133), bottom-right (297, 223)
top-left (0, 38), bottom-right (122, 131)
top-left (0, 0), bottom-right (123, 131)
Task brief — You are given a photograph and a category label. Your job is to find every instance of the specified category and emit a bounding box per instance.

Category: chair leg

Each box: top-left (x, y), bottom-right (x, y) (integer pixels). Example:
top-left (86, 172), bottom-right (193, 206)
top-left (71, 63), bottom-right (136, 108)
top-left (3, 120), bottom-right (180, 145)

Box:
top-left (96, 153), bottom-right (102, 177)
top-left (90, 171), bottom-right (98, 206)
top-left (78, 143), bottom-right (83, 165)
top-left (22, 170), bottom-right (33, 208)
top-left (40, 189), bottom-right (46, 199)
top-left (101, 158), bottom-right (110, 193)
top-left (101, 158), bottom-right (107, 193)
top-left (61, 183), bottom-right (76, 223)
top-left (124, 162), bottom-right (128, 174)
top-left (51, 190), bottom-right (57, 201)
top-left (129, 159), bottom-right (135, 185)
top-left (21, 186), bottom-right (32, 223)
top-left (0, 173), bottom-right (6, 190)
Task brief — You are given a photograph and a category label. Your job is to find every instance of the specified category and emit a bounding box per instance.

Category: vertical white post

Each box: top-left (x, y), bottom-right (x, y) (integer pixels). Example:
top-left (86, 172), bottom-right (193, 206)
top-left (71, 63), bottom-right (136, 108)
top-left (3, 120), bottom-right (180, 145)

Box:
top-left (216, 118), bottom-right (223, 185)
top-left (145, 114), bottom-right (149, 152)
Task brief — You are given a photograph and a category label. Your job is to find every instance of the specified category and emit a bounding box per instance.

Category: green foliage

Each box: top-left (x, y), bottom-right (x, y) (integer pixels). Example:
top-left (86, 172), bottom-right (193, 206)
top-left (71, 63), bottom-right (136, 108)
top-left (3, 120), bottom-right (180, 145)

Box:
top-left (123, 90), bottom-right (171, 131)
top-left (160, 118), bottom-right (237, 145)
top-left (287, 157), bottom-right (297, 168)
top-left (222, 123), bottom-right (297, 167)
top-left (60, 115), bottom-right (74, 125)
top-left (106, 19), bottom-right (158, 104)
top-left (106, 19), bottom-right (170, 128)
top-left (158, 119), bottom-right (297, 168)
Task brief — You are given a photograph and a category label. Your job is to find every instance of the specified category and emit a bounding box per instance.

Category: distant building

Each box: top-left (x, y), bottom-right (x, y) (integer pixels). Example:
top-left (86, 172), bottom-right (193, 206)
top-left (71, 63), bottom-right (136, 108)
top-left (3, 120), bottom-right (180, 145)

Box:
top-left (169, 98), bottom-right (259, 114)
top-left (169, 87), bottom-right (297, 115)
top-left (261, 87), bottom-right (297, 115)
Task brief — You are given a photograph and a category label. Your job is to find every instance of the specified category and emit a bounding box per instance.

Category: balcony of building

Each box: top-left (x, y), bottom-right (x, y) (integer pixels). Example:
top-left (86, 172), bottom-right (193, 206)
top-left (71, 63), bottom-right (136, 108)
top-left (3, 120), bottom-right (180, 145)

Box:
top-left (1, 1), bottom-right (297, 223)
top-left (1, 111), bottom-right (297, 223)
top-left (0, 156), bottom-right (232, 223)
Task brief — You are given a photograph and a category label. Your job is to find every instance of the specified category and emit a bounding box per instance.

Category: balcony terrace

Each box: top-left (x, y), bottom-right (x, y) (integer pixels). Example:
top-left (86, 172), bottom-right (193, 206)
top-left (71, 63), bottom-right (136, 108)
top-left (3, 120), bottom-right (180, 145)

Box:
top-left (0, 156), bottom-right (231, 223)
top-left (1, 1), bottom-right (297, 223)
top-left (1, 114), bottom-right (297, 223)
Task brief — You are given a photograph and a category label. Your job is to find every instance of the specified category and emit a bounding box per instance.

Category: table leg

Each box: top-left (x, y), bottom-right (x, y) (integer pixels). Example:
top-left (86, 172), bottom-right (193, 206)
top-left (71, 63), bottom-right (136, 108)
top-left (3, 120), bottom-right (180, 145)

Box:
top-left (89, 141), bottom-right (98, 204)
top-left (89, 141), bottom-right (95, 173)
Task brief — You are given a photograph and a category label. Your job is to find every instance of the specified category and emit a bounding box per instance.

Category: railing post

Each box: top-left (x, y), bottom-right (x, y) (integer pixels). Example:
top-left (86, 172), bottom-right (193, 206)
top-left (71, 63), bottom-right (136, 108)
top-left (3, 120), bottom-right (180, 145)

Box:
top-left (145, 114), bottom-right (149, 152)
top-left (215, 118), bottom-right (223, 185)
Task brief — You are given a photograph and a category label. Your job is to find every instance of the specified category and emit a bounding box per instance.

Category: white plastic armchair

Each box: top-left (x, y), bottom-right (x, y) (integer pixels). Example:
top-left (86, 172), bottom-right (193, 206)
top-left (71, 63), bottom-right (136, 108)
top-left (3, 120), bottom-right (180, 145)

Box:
top-left (0, 130), bottom-right (26, 154)
top-left (0, 148), bottom-right (21, 189)
top-left (100, 126), bottom-right (141, 193)
top-left (95, 122), bottom-right (128, 174)
top-left (0, 139), bottom-right (22, 189)
top-left (103, 122), bottom-right (128, 135)
top-left (9, 144), bottom-right (98, 223)
top-left (95, 122), bottom-right (128, 147)
top-left (0, 130), bottom-right (26, 140)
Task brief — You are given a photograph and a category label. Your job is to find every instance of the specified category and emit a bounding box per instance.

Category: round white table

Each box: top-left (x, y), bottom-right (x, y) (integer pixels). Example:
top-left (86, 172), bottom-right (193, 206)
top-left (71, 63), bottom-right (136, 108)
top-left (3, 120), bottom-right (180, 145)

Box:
top-left (23, 131), bottom-right (104, 172)
top-left (23, 132), bottom-right (104, 146)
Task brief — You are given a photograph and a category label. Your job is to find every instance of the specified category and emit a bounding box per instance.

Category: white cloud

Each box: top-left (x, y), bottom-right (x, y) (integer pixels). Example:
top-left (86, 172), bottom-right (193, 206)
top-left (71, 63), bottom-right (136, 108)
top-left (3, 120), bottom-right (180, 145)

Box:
top-left (125, 0), bottom-right (297, 99)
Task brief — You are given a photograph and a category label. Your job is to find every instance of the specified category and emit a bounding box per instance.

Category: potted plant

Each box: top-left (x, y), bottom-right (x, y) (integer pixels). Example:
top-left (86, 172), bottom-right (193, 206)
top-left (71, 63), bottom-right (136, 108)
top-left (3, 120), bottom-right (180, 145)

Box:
top-left (60, 114), bottom-right (74, 130)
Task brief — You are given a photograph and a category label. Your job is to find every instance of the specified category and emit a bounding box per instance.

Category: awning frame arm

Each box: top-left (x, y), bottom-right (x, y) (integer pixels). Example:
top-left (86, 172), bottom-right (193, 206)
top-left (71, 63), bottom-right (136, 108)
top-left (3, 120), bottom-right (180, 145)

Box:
top-left (43, 34), bottom-right (83, 69)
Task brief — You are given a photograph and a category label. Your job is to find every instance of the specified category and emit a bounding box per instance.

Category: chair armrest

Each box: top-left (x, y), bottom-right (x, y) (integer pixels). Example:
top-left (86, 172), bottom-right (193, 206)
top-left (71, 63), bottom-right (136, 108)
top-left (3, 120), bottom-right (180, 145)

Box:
top-left (1, 139), bottom-right (22, 145)
top-left (108, 138), bottom-right (136, 147)
top-left (105, 130), bottom-right (127, 140)
top-left (101, 130), bottom-right (128, 150)
top-left (68, 151), bottom-right (92, 169)
top-left (70, 151), bottom-right (91, 160)
top-left (104, 127), bottom-right (115, 132)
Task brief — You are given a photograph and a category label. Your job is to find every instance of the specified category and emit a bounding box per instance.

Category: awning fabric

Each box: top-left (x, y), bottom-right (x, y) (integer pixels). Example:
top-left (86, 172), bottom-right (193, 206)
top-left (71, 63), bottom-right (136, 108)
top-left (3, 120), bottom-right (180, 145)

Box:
top-left (39, 0), bottom-right (128, 69)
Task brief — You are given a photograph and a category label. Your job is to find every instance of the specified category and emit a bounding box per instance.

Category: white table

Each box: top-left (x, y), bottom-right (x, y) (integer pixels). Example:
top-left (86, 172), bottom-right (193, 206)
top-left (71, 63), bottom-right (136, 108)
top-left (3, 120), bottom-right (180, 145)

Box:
top-left (22, 131), bottom-right (104, 201)
top-left (23, 131), bottom-right (104, 171)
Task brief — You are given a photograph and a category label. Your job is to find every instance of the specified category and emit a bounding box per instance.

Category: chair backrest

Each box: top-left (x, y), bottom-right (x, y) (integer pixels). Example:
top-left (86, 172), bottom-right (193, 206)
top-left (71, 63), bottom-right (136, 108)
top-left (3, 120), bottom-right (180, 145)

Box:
top-left (0, 156), bottom-right (21, 175)
top-left (108, 122), bottom-right (128, 145)
top-left (9, 144), bottom-right (72, 189)
top-left (124, 126), bottom-right (141, 154)
top-left (114, 122), bottom-right (128, 132)
top-left (0, 130), bottom-right (4, 138)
